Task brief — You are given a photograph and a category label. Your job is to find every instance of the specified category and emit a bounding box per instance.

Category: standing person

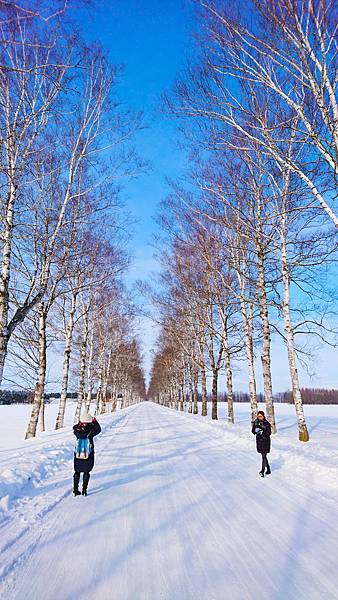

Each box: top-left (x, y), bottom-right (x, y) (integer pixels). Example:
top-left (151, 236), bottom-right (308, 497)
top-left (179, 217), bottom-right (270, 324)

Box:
top-left (73, 411), bottom-right (101, 496)
top-left (252, 410), bottom-right (272, 477)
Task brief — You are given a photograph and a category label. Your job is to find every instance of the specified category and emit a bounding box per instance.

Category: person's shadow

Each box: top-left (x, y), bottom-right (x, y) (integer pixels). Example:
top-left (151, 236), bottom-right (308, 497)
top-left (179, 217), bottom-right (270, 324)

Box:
top-left (271, 453), bottom-right (284, 471)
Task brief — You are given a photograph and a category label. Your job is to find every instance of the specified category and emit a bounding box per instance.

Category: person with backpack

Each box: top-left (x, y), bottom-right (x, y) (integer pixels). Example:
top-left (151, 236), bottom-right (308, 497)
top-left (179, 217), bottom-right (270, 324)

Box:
top-left (73, 411), bottom-right (101, 496)
top-left (252, 410), bottom-right (272, 477)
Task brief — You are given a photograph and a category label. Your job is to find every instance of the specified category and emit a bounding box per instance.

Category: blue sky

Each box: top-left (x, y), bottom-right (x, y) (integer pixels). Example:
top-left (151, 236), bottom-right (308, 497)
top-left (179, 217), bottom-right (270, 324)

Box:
top-left (81, 0), bottom-right (193, 256)
top-left (78, 0), bottom-right (195, 379)
top-left (2, 1), bottom-right (335, 395)
top-left (76, 1), bottom-right (338, 391)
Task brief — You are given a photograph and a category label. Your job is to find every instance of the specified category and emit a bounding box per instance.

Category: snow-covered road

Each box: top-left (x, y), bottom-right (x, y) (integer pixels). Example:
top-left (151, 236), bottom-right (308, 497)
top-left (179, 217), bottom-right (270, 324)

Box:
top-left (1, 402), bottom-right (338, 600)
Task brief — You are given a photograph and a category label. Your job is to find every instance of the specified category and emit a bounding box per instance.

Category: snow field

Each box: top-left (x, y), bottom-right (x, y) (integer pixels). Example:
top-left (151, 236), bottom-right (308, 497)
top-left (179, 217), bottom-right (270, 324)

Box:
top-left (190, 402), bottom-right (338, 504)
top-left (0, 401), bottom-right (337, 600)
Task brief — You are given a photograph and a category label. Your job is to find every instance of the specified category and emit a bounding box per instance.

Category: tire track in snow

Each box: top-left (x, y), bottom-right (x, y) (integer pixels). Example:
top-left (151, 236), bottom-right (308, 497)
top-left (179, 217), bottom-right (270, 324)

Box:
top-left (152, 410), bottom-right (253, 600)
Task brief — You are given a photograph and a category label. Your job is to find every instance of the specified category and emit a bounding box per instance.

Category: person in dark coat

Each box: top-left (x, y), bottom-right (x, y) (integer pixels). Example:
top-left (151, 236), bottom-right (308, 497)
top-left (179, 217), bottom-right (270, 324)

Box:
top-left (252, 410), bottom-right (272, 477)
top-left (73, 411), bottom-right (101, 496)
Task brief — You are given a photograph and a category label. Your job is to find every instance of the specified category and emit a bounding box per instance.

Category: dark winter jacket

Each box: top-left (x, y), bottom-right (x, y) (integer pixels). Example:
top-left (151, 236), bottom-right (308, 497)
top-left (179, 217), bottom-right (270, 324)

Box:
top-left (73, 418), bottom-right (101, 473)
top-left (252, 418), bottom-right (271, 454)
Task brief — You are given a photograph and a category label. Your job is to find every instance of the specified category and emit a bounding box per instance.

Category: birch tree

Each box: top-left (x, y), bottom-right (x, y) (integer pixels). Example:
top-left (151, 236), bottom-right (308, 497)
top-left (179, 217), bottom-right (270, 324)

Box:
top-left (179, 0), bottom-right (338, 225)
top-left (0, 15), bottom-right (72, 385)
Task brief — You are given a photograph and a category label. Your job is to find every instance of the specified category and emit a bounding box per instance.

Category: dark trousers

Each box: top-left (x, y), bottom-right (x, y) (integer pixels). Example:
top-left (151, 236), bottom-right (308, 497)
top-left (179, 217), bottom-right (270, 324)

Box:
top-left (73, 471), bottom-right (90, 492)
top-left (261, 454), bottom-right (270, 473)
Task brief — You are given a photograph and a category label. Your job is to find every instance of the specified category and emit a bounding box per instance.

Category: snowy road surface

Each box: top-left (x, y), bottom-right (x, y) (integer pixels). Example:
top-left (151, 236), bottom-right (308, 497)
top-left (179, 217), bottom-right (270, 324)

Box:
top-left (1, 401), bottom-right (338, 600)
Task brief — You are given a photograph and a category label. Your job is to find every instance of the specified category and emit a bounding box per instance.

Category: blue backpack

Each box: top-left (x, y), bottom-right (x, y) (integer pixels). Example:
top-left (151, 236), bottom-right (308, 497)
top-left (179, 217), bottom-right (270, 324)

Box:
top-left (75, 437), bottom-right (93, 459)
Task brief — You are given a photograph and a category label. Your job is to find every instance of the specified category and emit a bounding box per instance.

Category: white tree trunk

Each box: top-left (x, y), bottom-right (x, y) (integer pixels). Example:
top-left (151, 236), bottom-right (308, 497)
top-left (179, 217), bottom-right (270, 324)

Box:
top-left (224, 343), bottom-right (234, 424)
top-left (238, 279), bottom-right (258, 421)
top-left (256, 244), bottom-right (277, 433)
top-left (220, 310), bottom-right (234, 424)
top-left (183, 367), bottom-right (188, 411)
top-left (0, 177), bottom-right (16, 387)
top-left (101, 348), bottom-right (112, 414)
top-left (200, 364), bottom-right (207, 416)
top-left (193, 368), bottom-right (199, 414)
top-left (188, 364), bottom-right (193, 413)
top-left (95, 354), bottom-right (104, 415)
top-left (111, 371), bottom-right (118, 412)
top-left (211, 368), bottom-right (218, 420)
top-left (55, 292), bottom-right (77, 430)
top-left (25, 302), bottom-right (47, 439)
top-left (74, 316), bottom-right (88, 422)
top-left (280, 220), bottom-right (309, 441)
top-left (86, 327), bottom-right (94, 411)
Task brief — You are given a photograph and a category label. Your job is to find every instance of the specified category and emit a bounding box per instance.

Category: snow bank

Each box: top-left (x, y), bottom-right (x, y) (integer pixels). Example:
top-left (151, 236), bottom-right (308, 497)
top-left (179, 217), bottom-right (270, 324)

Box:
top-left (0, 404), bottom-right (126, 521)
top-left (0, 438), bottom-right (73, 517)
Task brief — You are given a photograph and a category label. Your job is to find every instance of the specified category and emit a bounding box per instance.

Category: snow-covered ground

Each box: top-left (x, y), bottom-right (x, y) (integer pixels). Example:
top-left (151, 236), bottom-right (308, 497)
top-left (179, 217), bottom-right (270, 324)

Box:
top-left (0, 400), bottom-right (78, 450)
top-left (208, 401), bottom-right (338, 501)
top-left (0, 401), bottom-right (338, 599)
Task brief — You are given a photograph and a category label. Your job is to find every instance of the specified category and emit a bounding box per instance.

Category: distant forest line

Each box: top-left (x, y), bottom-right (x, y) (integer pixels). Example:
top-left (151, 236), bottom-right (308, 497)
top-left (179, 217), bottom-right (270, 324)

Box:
top-left (216, 389), bottom-right (338, 405)
top-left (0, 390), bottom-right (90, 405)
top-left (1, 388), bottom-right (337, 405)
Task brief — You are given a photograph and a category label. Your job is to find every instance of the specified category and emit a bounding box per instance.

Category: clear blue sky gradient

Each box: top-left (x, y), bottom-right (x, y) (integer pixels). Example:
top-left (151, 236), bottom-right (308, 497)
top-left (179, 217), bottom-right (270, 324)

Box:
top-left (76, 1), bottom-right (337, 391)
top-left (77, 1), bottom-right (195, 382)
top-left (81, 0), bottom-right (193, 267)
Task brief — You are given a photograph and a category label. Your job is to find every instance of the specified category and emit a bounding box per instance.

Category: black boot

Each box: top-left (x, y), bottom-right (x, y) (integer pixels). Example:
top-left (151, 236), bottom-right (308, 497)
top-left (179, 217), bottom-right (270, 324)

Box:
top-left (73, 472), bottom-right (81, 496)
top-left (265, 460), bottom-right (271, 475)
top-left (260, 455), bottom-right (266, 477)
top-left (82, 472), bottom-right (90, 496)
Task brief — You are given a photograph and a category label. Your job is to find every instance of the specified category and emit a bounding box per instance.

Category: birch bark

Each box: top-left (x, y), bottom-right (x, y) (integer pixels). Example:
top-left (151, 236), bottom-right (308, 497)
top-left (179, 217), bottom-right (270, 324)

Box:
top-left (74, 314), bottom-right (89, 422)
top-left (55, 291), bottom-right (78, 430)
top-left (25, 301), bottom-right (47, 439)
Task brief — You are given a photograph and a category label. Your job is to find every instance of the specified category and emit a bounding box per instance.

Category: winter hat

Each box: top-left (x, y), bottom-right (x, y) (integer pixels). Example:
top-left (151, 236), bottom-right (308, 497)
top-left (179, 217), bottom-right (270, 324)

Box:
top-left (80, 411), bottom-right (93, 423)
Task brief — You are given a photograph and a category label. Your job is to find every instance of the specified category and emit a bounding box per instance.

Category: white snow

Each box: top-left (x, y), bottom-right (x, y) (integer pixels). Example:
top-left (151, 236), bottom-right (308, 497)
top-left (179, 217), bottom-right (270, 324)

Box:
top-left (0, 401), bottom-right (338, 599)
